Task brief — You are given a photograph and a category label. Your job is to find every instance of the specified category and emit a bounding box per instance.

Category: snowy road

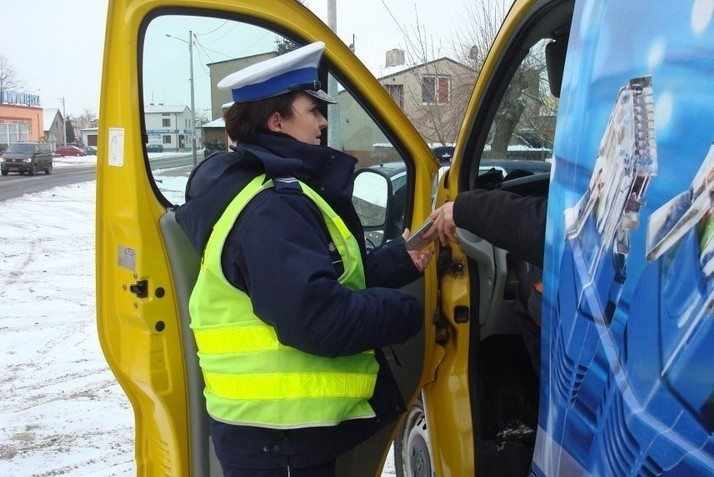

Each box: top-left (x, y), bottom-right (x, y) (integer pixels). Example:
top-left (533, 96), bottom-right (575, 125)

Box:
top-left (0, 180), bottom-right (135, 476)
top-left (0, 167), bottom-right (398, 476)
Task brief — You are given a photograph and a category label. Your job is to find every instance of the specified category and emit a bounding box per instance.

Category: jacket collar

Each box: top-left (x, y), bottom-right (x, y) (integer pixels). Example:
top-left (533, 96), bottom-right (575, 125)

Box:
top-left (239, 132), bottom-right (358, 204)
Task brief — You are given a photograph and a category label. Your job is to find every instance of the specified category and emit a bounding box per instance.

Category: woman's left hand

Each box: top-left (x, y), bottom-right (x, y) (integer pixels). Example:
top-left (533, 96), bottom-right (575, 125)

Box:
top-left (402, 229), bottom-right (435, 272)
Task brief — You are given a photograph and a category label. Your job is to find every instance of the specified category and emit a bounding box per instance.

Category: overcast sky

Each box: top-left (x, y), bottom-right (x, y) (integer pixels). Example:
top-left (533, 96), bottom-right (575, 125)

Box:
top-left (0, 0), bottom-right (499, 117)
top-left (0, 0), bottom-right (110, 116)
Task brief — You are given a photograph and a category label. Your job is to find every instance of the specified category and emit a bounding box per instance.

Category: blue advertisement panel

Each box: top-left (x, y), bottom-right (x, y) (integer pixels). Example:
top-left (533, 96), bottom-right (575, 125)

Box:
top-left (536, 0), bottom-right (714, 475)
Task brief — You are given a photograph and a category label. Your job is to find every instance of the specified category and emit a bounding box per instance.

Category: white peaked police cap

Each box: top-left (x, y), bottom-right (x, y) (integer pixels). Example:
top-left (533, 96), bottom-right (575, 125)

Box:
top-left (217, 41), bottom-right (337, 104)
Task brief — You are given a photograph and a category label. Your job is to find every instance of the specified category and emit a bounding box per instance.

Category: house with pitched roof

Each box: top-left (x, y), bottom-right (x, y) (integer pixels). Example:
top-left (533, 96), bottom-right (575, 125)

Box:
top-left (43, 108), bottom-right (64, 148)
top-left (202, 49), bottom-right (473, 162)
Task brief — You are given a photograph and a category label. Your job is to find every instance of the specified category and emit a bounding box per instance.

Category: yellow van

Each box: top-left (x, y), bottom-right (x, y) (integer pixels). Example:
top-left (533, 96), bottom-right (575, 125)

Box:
top-left (97, 0), bottom-right (714, 475)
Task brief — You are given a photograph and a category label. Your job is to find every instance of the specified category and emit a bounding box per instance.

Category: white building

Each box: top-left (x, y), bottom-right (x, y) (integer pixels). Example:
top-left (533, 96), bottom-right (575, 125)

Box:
top-left (144, 104), bottom-right (195, 152)
top-left (73, 105), bottom-right (199, 152)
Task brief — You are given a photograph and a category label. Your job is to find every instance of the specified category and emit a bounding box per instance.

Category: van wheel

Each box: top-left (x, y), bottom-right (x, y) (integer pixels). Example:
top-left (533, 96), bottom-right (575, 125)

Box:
top-left (45, 163), bottom-right (53, 175)
top-left (29, 163), bottom-right (37, 176)
top-left (395, 396), bottom-right (434, 477)
top-left (1, 170), bottom-right (8, 176)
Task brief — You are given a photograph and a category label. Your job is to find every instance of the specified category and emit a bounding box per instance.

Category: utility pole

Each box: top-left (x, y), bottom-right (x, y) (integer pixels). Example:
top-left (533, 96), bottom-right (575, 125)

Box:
top-left (188, 30), bottom-right (197, 167)
top-left (166, 32), bottom-right (198, 166)
top-left (327, 0), bottom-right (340, 150)
top-left (62, 97), bottom-right (67, 145)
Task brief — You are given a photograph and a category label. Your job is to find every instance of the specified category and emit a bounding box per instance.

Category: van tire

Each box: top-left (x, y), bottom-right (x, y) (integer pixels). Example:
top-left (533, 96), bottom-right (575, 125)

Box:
top-left (1, 170), bottom-right (8, 176)
top-left (29, 164), bottom-right (37, 176)
top-left (45, 163), bottom-right (53, 175)
top-left (395, 395), bottom-right (434, 477)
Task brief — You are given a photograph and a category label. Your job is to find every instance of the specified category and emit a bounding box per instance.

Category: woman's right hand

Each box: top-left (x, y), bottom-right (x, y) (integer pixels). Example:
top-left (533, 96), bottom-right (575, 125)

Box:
top-left (401, 229), bottom-right (434, 272)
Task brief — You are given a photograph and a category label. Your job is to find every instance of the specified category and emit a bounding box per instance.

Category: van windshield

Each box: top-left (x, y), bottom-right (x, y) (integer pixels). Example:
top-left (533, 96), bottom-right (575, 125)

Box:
top-left (6, 144), bottom-right (35, 154)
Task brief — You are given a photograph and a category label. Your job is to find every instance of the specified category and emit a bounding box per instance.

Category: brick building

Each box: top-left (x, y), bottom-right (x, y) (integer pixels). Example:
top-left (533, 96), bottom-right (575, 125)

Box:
top-left (0, 90), bottom-right (44, 146)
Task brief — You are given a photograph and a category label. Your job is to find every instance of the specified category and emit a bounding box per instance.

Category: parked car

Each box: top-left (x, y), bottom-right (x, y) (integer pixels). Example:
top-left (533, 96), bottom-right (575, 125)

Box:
top-left (146, 144), bottom-right (164, 153)
top-left (432, 145), bottom-right (454, 165)
top-left (55, 145), bottom-right (87, 157)
top-left (1, 142), bottom-right (53, 176)
top-left (84, 146), bottom-right (97, 155)
top-left (354, 157), bottom-right (551, 249)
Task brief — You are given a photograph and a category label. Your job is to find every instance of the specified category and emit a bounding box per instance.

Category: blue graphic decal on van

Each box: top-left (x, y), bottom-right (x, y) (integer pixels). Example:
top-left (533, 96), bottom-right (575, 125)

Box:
top-left (537, 1), bottom-right (714, 475)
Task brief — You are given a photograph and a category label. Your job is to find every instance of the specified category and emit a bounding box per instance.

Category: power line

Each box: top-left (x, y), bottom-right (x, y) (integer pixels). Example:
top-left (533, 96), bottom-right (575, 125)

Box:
top-left (379, 0), bottom-right (409, 40)
top-left (194, 20), bottom-right (230, 37)
top-left (378, 0), bottom-right (439, 65)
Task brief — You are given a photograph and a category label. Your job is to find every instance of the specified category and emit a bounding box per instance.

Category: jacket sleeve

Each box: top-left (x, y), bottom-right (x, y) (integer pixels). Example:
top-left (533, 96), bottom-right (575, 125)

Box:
top-left (453, 189), bottom-right (547, 267)
top-left (363, 237), bottom-right (422, 289)
top-left (222, 189), bottom-right (424, 358)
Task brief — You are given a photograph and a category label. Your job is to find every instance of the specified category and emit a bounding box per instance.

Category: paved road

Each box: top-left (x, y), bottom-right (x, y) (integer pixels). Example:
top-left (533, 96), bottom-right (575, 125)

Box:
top-left (0, 165), bottom-right (97, 201)
top-left (0, 153), bottom-right (196, 202)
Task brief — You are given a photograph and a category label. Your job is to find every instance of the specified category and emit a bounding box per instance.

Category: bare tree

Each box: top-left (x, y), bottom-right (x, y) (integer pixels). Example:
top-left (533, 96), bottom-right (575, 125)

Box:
top-left (195, 108), bottom-right (210, 126)
top-left (77, 109), bottom-right (97, 123)
top-left (0, 55), bottom-right (24, 97)
top-left (451, 0), bottom-right (509, 73)
top-left (401, 57), bottom-right (473, 146)
top-left (486, 43), bottom-right (551, 158)
top-left (392, 7), bottom-right (477, 146)
top-left (395, 0), bottom-right (510, 146)
top-left (398, 0), bottom-right (554, 155)
top-left (457, 0), bottom-right (557, 157)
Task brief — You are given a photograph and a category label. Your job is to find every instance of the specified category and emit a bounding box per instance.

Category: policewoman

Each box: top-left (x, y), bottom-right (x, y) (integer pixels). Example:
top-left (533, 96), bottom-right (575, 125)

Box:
top-left (176, 42), bottom-right (433, 477)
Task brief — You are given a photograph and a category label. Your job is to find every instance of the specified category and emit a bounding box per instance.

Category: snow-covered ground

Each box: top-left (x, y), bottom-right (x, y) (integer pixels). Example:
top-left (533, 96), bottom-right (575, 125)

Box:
top-left (0, 156), bottom-right (397, 476)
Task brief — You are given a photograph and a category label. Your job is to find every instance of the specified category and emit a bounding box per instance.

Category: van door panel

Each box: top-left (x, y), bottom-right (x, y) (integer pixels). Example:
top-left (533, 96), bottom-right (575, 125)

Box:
top-left (98, 1), bottom-right (437, 475)
top-left (427, 1), bottom-right (571, 475)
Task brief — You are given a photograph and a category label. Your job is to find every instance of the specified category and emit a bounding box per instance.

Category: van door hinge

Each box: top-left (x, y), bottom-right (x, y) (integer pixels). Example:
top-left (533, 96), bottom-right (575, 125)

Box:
top-left (436, 247), bottom-right (464, 277)
top-left (129, 279), bottom-right (149, 298)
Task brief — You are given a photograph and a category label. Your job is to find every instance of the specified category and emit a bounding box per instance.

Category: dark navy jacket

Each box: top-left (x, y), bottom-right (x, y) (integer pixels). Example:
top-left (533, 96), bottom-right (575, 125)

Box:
top-left (175, 132), bottom-right (424, 468)
top-left (453, 188), bottom-right (546, 268)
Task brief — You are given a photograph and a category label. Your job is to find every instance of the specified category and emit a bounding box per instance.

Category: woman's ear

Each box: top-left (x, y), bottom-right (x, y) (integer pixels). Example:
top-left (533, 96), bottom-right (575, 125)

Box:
top-left (266, 112), bottom-right (282, 132)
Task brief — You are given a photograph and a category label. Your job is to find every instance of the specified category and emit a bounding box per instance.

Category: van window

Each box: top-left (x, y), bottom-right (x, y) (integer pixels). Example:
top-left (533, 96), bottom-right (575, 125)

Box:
top-left (141, 14), bottom-right (409, 213)
top-left (479, 38), bottom-right (556, 178)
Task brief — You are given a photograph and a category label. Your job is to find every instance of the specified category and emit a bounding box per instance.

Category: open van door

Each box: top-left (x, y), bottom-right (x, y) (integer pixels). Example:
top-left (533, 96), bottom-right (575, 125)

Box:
top-left (410, 1), bottom-right (571, 475)
top-left (96, 1), bottom-right (439, 475)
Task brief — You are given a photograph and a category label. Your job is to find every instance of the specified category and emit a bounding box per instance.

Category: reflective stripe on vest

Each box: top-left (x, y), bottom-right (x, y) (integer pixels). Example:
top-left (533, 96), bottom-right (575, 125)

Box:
top-left (189, 174), bottom-right (378, 428)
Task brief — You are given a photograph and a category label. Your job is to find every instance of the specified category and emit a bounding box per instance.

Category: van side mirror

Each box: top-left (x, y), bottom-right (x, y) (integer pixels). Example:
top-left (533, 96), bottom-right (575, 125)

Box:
top-left (353, 168), bottom-right (392, 249)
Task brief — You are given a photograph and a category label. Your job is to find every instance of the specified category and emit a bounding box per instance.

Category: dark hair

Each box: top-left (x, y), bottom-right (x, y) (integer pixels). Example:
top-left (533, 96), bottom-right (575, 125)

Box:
top-left (223, 92), bottom-right (298, 143)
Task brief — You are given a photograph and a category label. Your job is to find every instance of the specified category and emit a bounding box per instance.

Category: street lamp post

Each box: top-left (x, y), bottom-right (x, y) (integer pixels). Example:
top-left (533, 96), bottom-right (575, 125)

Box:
top-left (326, 0), bottom-right (340, 150)
top-left (166, 31), bottom-right (198, 166)
top-left (61, 97), bottom-right (67, 146)
top-left (188, 31), bottom-right (197, 167)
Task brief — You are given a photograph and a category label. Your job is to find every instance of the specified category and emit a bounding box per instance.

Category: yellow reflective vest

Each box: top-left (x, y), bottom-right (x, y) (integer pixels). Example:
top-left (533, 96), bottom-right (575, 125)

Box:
top-left (189, 174), bottom-right (379, 428)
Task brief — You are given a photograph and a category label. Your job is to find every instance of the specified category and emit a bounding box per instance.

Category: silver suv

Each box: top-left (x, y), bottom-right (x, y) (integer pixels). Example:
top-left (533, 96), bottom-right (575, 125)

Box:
top-left (0, 142), bottom-right (54, 176)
